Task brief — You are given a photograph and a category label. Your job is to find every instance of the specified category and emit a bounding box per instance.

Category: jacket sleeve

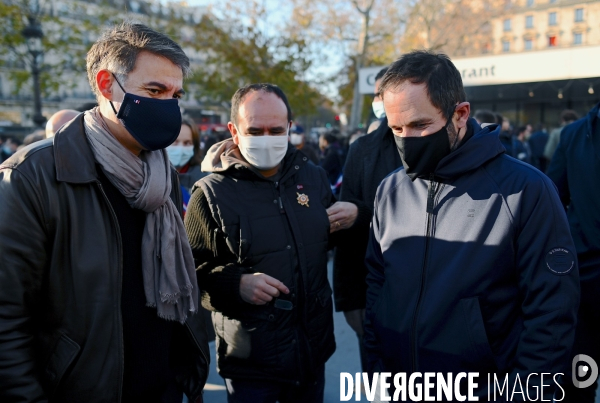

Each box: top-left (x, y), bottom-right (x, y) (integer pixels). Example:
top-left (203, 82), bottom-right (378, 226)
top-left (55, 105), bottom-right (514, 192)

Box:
top-left (0, 167), bottom-right (49, 402)
top-left (362, 197), bottom-right (386, 373)
top-left (508, 173), bottom-right (579, 399)
top-left (332, 140), bottom-right (372, 312)
top-left (184, 185), bottom-right (253, 319)
top-left (545, 128), bottom-right (571, 208)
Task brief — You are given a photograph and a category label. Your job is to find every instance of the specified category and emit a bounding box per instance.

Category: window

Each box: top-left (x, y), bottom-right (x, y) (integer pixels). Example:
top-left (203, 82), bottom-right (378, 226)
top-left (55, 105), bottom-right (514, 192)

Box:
top-left (549, 12), bottom-right (557, 26)
top-left (548, 35), bottom-right (557, 47)
top-left (574, 32), bottom-right (582, 45)
top-left (575, 8), bottom-right (584, 22)
top-left (502, 40), bottom-right (510, 52)
top-left (503, 18), bottom-right (512, 31)
top-left (524, 38), bottom-right (533, 50)
top-left (526, 0), bottom-right (534, 6)
top-left (525, 15), bottom-right (534, 28)
top-left (549, 0), bottom-right (556, 3)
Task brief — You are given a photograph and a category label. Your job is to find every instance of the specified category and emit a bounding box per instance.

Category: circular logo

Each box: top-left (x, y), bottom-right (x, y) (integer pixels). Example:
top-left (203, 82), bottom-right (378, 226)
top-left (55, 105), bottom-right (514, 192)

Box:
top-left (545, 248), bottom-right (575, 275)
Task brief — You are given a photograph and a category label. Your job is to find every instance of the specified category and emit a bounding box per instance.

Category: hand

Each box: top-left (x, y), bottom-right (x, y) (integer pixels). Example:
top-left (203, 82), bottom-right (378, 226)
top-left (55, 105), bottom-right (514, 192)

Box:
top-left (344, 309), bottom-right (366, 337)
top-left (240, 273), bottom-right (289, 305)
top-left (327, 201), bottom-right (358, 233)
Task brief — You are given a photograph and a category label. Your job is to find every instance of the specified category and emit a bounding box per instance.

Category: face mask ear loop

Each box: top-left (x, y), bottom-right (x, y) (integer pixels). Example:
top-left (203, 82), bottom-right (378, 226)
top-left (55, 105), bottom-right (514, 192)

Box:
top-left (448, 104), bottom-right (461, 149)
top-left (109, 72), bottom-right (127, 117)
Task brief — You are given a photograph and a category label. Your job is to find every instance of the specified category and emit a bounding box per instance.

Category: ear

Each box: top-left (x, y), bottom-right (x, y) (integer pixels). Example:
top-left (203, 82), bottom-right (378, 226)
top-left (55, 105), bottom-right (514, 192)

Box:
top-left (454, 102), bottom-right (471, 130)
top-left (96, 70), bottom-right (115, 101)
top-left (228, 122), bottom-right (239, 145)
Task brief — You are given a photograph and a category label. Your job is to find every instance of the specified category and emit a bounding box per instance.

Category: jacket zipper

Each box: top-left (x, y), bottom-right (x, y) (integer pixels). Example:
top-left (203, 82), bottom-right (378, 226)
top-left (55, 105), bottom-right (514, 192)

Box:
top-left (95, 181), bottom-right (125, 403)
top-left (410, 174), bottom-right (440, 373)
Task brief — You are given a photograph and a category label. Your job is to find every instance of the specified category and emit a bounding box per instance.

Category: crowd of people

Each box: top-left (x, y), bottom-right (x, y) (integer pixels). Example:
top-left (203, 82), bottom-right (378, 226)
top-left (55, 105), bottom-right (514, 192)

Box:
top-left (0, 21), bottom-right (599, 403)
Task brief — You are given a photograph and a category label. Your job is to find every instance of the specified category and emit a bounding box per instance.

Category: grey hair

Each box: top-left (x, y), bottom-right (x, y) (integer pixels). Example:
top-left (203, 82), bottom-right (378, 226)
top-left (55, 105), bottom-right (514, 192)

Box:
top-left (86, 21), bottom-right (190, 99)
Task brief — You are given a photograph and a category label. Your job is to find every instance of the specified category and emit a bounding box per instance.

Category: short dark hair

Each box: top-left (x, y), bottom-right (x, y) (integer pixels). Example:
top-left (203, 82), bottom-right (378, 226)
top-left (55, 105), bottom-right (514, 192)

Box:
top-left (495, 113), bottom-right (504, 125)
top-left (86, 22), bottom-right (190, 100)
top-left (321, 132), bottom-right (338, 145)
top-left (517, 125), bottom-right (528, 135)
top-left (230, 83), bottom-right (293, 125)
top-left (474, 109), bottom-right (496, 124)
top-left (375, 67), bottom-right (389, 82)
top-left (379, 50), bottom-right (466, 120)
top-left (560, 109), bottom-right (579, 123)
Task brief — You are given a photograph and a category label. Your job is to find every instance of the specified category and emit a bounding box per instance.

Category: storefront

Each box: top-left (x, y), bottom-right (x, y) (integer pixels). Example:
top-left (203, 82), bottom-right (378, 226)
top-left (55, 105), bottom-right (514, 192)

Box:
top-left (454, 45), bottom-right (600, 127)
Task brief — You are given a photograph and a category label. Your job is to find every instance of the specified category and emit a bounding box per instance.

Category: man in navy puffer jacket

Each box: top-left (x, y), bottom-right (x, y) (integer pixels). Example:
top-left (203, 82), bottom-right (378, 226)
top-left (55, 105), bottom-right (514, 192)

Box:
top-left (364, 51), bottom-right (580, 400)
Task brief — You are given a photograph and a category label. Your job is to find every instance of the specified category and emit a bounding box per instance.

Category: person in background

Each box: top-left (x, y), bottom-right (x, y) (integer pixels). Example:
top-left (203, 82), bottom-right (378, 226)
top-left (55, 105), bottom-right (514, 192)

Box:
top-left (367, 67), bottom-right (389, 134)
top-left (514, 125), bottom-right (532, 164)
top-left (330, 64), bottom-right (402, 374)
top-left (528, 123), bottom-right (549, 171)
top-left (544, 109), bottom-right (579, 166)
top-left (21, 130), bottom-right (46, 148)
top-left (185, 83), bottom-right (337, 403)
top-left (45, 109), bottom-right (80, 138)
top-left (473, 109), bottom-right (496, 127)
top-left (319, 132), bottom-right (344, 195)
top-left (498, 116), bottom-right (515, 157)
top-left (0, 137), bottom-right (20, 162)
top-left (290, 127), bottom-right (319, 164)
top-left (166, 116), bottom-right (206, 214)
top-left (547, 102), bottom-right (600, 402)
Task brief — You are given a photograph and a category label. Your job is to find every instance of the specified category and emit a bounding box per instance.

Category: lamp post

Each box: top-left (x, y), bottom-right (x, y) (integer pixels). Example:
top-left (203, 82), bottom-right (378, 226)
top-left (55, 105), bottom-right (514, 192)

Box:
top-left (21, 16), bottom-right (45, 127)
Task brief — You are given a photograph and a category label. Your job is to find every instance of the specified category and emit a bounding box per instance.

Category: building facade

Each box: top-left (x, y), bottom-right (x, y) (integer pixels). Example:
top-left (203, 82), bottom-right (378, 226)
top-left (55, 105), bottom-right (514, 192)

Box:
top-left (0, 0), bottom-right (228, 133)
top-left (452, 0), bottom-right (600, 128)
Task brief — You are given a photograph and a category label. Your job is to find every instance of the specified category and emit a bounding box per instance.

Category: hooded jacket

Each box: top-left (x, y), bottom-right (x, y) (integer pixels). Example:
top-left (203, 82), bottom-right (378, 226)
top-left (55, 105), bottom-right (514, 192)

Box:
top-left (0, 115), bottom-right (209, 403)
top-left (364, 119), bottom-right (579, 398)
top-left (184, 139), bottom-right (336, 385)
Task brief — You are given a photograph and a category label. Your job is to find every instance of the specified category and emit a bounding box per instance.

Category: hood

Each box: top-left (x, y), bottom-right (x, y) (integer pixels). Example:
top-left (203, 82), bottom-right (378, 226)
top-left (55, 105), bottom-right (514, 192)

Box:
top-left (201, 138), bottom-right (250, 174)
top-left (434, 118), bottom-right (505, 180)
top-left (201, 138), bottom-right (298, 179)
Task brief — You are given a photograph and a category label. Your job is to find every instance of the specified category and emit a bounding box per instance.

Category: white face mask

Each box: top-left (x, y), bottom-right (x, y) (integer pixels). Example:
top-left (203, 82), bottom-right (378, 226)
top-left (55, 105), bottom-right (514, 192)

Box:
top-left (372, 101), bottom-right (386, 119)
top-left (166, 145), bottom-right (195, 167)
top-left (290, 133), bottom-right (304, 146)
top-left (236, 126), bottom-right (289, 170)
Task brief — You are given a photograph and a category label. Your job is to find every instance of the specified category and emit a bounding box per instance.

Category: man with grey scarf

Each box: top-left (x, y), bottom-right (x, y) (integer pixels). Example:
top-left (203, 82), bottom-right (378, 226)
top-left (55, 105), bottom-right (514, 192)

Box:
top-left (0, 22), bottom-right (209, 403)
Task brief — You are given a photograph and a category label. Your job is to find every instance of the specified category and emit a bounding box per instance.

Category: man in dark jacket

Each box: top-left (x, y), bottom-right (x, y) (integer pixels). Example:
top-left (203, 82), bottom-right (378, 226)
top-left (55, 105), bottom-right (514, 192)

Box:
top-left (0, 23), bottom-right (209, 403)
top-left (330, 75), bottom-right (402, 372)
top-left (547, 102), bottom-right (600, 402)
top-left (528, 124), bottom-right (549, 171)
top-left (185, 83), bottom-right (336, 403)
top-left (364, 51), bottom-right (579, 399)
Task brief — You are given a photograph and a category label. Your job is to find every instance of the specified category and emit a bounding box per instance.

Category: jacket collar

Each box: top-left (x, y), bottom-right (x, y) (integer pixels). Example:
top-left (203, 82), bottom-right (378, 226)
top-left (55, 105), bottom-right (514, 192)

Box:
top-left (54, 113), bottom-right (99, 184)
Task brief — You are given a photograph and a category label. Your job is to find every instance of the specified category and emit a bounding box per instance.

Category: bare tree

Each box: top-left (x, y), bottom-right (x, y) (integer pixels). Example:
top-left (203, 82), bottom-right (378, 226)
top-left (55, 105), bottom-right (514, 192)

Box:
top-left (401, 0), bottom-right (504, 57)
top-left (290, 0), bottom-right (406, 129)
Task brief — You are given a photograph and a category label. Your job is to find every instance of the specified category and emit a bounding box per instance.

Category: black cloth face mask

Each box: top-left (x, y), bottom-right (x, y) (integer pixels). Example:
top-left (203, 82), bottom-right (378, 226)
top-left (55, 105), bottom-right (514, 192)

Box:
top-left (109, 74), bottom-right (182, 151)
top-left (394, 119), bottom-right (452, 181)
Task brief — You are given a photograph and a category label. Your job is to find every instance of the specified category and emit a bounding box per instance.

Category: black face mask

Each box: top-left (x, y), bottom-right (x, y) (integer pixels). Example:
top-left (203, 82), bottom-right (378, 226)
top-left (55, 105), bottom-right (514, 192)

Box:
top-left (394, 120), bottom-right (452, 181)
top-left (109, 74), bottom-right (182, 151)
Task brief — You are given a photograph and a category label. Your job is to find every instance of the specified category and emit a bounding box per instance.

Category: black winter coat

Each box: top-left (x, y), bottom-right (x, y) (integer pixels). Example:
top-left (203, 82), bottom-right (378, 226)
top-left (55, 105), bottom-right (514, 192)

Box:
top-left (333, 118), bottom-right (401, 312)
top-left (185, 139), bottom-right (336, 385)
top-left (0, 115), bottom-right (209, 402)
top-left (547, 102), bottom-right (600, 276)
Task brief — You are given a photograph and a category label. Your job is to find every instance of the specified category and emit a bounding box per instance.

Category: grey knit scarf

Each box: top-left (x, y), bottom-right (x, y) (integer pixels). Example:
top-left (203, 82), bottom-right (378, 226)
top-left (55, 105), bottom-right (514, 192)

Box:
top-left (83, 108), bottom-right (198, 323)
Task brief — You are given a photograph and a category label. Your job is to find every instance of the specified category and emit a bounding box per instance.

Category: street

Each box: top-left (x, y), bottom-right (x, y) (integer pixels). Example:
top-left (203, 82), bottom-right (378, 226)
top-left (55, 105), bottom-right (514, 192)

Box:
top-left (202, 260), bottom-right (362, 403)
top-left (202, 261), bottom-right (600, 403)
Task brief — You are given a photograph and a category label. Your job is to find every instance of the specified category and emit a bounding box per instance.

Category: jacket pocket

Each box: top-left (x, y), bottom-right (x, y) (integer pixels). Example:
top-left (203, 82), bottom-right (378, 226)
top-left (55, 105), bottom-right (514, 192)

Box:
top-left (460, 297), bottom-right (496, 367)
top-left (44, 334), bottom-right (80, 396)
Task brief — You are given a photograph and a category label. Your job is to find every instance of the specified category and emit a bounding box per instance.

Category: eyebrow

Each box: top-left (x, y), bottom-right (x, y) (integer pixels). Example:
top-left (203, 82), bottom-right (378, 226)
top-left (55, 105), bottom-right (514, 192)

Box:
top-left (143, 81), bottom-right (186, 96)
top-left (246, 126), bottom-right (287, 132)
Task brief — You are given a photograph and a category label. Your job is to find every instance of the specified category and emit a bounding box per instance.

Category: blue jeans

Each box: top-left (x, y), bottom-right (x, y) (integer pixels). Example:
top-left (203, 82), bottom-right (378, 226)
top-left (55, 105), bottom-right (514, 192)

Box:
top-left (225, 367), bottom-right (325, 403)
